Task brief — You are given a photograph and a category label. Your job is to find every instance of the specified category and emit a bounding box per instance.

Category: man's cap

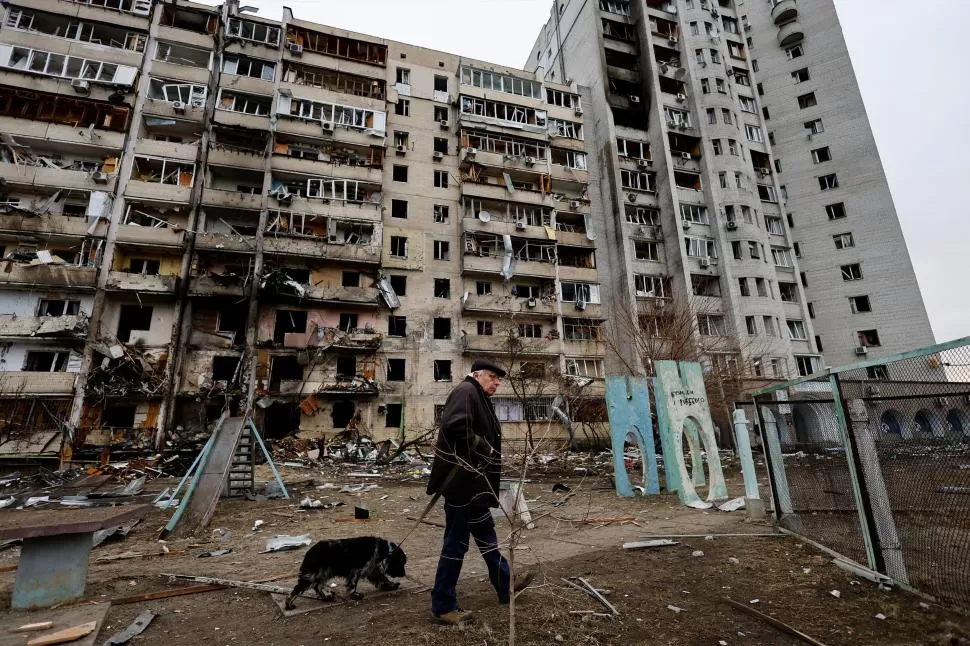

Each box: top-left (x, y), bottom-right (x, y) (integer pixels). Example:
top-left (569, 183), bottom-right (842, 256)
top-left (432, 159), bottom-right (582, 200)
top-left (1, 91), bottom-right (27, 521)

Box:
top-left (471, 359), bottom-right (507, 378)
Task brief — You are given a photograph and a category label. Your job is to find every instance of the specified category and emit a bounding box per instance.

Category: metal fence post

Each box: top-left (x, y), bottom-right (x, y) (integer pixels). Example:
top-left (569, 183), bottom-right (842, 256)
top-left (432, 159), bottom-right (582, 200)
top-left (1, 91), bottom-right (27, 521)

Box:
top-left (845, 398), bottom-right (910, 585)
top-left (732, 409), bottom-right (765, 520)
top-left (829, 375), bottom-right (879, 572)
top-left (759, 405), bottom-right (800, 531)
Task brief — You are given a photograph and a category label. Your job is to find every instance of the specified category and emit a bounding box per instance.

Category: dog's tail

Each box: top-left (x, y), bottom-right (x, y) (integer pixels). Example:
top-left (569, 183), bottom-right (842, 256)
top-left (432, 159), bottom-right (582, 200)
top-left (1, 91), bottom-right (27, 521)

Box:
top-left (285, 572), bottom-right (315, 609)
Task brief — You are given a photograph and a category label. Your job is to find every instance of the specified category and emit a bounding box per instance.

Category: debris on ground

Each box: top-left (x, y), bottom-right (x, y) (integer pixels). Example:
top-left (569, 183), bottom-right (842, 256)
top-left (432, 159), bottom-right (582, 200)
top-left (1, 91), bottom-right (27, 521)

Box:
top-left (101, 610), bottom-right (157, 645)
top-left (263, 535), bottom-right (312, 553)
top-left (622, 539), bottom-right (678, 550)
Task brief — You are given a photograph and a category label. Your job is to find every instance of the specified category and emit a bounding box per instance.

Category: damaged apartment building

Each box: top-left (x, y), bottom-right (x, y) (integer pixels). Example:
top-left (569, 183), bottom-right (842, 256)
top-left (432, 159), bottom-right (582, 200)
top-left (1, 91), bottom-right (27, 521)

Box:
top-left (0, 0), bottom-right (606, 467)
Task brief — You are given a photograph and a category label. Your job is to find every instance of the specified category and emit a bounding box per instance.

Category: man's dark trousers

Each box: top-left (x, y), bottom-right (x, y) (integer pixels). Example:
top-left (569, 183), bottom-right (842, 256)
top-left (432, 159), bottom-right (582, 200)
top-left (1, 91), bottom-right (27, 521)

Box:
top-left (431, 502), bottom-right (511, 614)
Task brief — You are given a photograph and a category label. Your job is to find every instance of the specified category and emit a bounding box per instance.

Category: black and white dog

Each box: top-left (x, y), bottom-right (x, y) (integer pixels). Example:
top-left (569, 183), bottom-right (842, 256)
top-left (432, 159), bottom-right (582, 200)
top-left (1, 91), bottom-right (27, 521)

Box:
top-left (285, 536), bottom-right (407, 609)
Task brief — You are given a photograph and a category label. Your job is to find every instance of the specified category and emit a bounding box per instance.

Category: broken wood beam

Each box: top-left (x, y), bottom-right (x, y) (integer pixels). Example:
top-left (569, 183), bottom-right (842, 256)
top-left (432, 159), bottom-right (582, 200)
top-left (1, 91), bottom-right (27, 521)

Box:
top-left (722, 597), bottom-right (828, 646)
top-left (10, 622), bottom-right (53, 633)
top-left (112, 584), bottom-right (225, 605)
top-left (27, 621), bottom-right (97, 646)
top-left (578, 577), bottom-right (619, 615)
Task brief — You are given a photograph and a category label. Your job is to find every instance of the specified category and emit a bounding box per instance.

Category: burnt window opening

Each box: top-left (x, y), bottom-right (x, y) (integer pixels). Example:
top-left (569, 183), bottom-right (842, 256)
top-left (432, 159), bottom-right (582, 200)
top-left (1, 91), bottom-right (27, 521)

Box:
top-left (128, 258), bottom-right (161, 275)
top-left (336, 355), bottom-right (357, 379)
top-left (263, 402), bottom-right (300, 439)
top-left (433, 137), bottom-right (448, 154)
top-left (434, 106), bottom-right (448, 122)
top-left (273, 310), bottom-right (308, 344)
top-left (23, 351), bottom-right (70, 372)
top-left (385, 403), bottom-right (403, 427)
top-left (388, 316), bottom-right (407, 337)
top-left (342, 271), bottom-right (360, 287)
top-left (389, 275), bottom-right (407, 296)
top-left (216, 304), bottom-right (247, 344)
top-left (434, 278), bottom-right (451, 298)
top-left (117, 305), bottom-right (153, 343)
top-left (338, 313), bottom-right (358, 332)
top-left (434, 360), bottom-right (452, 382)
top-left (434, 75), bottom-right (448, 92)
top-left (386, 358), bottom-right (406, 381)
top-left (391, 199), bottom-right (408, 219)
top-left (211, 355), bottom-right (240, 381)
top-left (433, 317), bottom-right (452, 340)
top-left (38, 299), bottom-right (81, 316)
top-left (101, 405), bottom-right (136, 428)
top-left (331, 399), bottom-right (356, 429)
top-left (269, 355), bottom-right (303, 391)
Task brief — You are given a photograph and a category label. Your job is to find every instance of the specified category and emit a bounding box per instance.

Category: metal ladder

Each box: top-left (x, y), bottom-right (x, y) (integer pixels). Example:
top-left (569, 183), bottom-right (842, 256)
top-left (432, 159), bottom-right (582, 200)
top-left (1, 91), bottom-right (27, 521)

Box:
top-left (226, 423), bottom-right (254, 497)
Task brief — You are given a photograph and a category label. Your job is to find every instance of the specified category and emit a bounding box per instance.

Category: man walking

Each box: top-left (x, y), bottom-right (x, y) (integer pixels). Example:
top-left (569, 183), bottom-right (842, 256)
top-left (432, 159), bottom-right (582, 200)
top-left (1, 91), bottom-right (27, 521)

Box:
top-left (427, 359), bottom-right (533, 625)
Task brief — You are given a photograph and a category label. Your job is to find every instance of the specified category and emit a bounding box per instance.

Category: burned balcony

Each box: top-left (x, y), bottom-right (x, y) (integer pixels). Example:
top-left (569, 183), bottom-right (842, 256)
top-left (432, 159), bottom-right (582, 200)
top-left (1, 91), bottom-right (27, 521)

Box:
top-left (602, 18), bottom-right (638, 44)
top-left (668, 132), bottom-right (703, 168)
top-left (269, 172), bottom-right (383, 220)
top-left (160, 4), bottom-right (218, 38)
top-left (460, 129), bottom-right (548, 170)
top-left (85, 346), bottom-right (167, 399)
top-left (607, 76), bottom-right (643, 107)
top-left (263, 211), bottom-right (380, 264)
top-left (284, 28), bottom-right (387, 67)
top-left (281, 62), bottom-right (385, 100)
top-left (0, 86), bottom-right (132, 133)
top-left (674, 170), bottom-right (702, 191)
top-left (0, 313), bottom-right (88, 341)
top-left (143, 78), bottom-right (207, 120)
top-left (461, 165), bottom-right (553, 209)
top-left (105, 252), bottom-right (180, 294)
top-left (649, 16), bottom-right (680, 42)
top-left (654, 47), bottom-right (683, 76)
top-left (458, 96), bottom-right (549, 135)
top-left (751, 150), bottom-right (773, 181)
top-left (202, 165), bottom-right (264, 211)
top-left (272, 136), bottom-right (383, 182)
top-left (611, 106), bottom-right (648, 130)
top-left (152, 41), bottom-right (213, 85)
top-left (557, 245), bottom-right (597, 282)
top-left (462, 197), bottom-right (552, 238)
top-left (194, 206), bottom-right (259, 253)
top-left (188, 260), bottom-right (252, 298)
top-left (0, 144), bottom-right (120, 193)
top-left (645, 0), bottom-right (678, 14)
top-left (0, 246), bottom-right (100, 290)
top-left (207, 126), bottom-right (269, 170)
top-left (260, 267), bottom-right (380, 307)
top-left (214, 89), bottom-right (272, 130)
top-left (126, 156), bottom-right (195, 202)
top-left (604, 49), bottom-right (641, 84)
top-left (658, 76), bottom-right (688, 100)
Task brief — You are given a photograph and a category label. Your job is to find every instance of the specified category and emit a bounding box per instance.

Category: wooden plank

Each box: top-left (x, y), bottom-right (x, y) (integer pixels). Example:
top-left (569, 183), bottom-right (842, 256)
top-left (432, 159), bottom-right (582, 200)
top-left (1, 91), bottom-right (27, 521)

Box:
top-left (722, 597), bottom-right (828, 646)
top-left (112, 584), bottom-right (225, 605)
top-left (11, 621), bottom-right (53, 633)
top-left (0, 505), bottom-right (149, 541)
top-left (27, 620), bottom-right (96, 646)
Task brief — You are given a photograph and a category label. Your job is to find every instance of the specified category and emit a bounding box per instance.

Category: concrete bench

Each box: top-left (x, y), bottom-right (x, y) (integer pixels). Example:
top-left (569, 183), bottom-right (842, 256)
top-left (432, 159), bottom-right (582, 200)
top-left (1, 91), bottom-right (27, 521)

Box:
top-left (0, 505), bottom-right (149, 609)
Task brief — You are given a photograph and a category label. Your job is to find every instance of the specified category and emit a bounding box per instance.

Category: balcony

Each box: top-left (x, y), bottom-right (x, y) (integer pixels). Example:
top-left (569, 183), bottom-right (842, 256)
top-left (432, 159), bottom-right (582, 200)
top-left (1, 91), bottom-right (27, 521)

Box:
top-left (0, 315), bottom-right (88, 340)
top-left (212, 109), bottom-right (271, 131)
top-left (275, 196), bottom-right (382, 222)
top-left (142, 99), bottom-right (206, 122)
top-left (188, 275), bottom-right (247, 298)
top-left (461, 253), bottom-right (557, 280)
top-left (558, 265), bottom-right (599, 283)
top-left (461, 216), bottom-right (549, 241)
top-left (275, 117), bottom-right (384, 148)
top-left (0, 214), bottom-right (105, 238)
top-left (157, 24), bottom-right (215, 50)
top-left (0, 263), bottom-right (97, 290)
top-left (217, 74), bottom-right (274, 96)
top-left (562, 339), bottom-right (606, 357)
top-left (461, 181), bottom-right (553, 208)
top-left (125, 180), bottom-right (192, 203)
top-left (462, 293), bottom-right (557, 317)
top-left (262, 237), bottom-right (381, 264)
top-left (0, 164), bottom-right (118, 192)
top-left (771, 0), bottom-right (798, 25)
top-left (105, 271), bottom-right (180, 294)
top-left (115, 224), bottom-right (186, 249)
top-left (200, 188), bottom-right (265, 211)
top-left (0, 371), bottom-right (78, 396)
top-left (134, 140), bottom-right (200, 162)
top-left (208, 147), bottom-right (267, 171)
top-left (271, 156), bottom-right (382, 184)
top-left (150, 60), bottom-right (211, 86)
top-left (302, 284), bottom-right (380, 307)
top-left (194, 232), bottom-right (257, 254)
top-left (777, 20), bottom-right (804, 47)
top-left (0, 118), bottom-right (125, 152)
top-left (556, 230), bottom-right (596, 248)
top-left (462, 335), bottom-right (560, 356)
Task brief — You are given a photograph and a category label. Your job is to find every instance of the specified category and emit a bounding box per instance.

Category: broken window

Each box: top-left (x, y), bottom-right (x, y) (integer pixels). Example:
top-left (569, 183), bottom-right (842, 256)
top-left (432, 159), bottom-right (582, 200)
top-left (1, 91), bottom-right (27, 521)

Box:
top-left (222, 54), bottom-right (276, 81)
top-left (772, 247), bottom-right (793, 267)
top-left (460, 95), bottom-right (548, 129)
top-left (621, 170), bottom-right (656, 192)
top-left (211, 355), bottom-right (240, 381)
top-left (433, 318), bottom-right (452, 340)
top-left (680, 204), bottom-right (708, 224)
top-left (849, 295), bottom-right (872, 313)
top-left (386, 358), bottom-right (406, 381)
top-left (433, 137), bottom-right (448, 155)
top-left (787, 320), bottom-right (808, 341)
top-left (634, 274), bottom-right (669, 298)
top-left (336, 356), bottom-right (357, 378)
top-left (273, 310), bottom-right (307, 344)
top-left (387, 316), bottom-right (407, 337)
top-left (434, 240), bottom-right (450, 261)
top-left (518, 323), bottom-right (542, 338)
top-left (285, 28), bottom-right (386, 65)
top-left (433, 360), bottom-right (452, 382)
top-left (434, 106), bottom-right (448, 122)
top-left (130, 156), bottom-right (195, 186)
top-left (566, 358), bottom-right (604, 378)
top-left (560, 282), bottom-right (600, 304)
top-left (23, 351), bottom-right (70, 372)
top-left (804, 118), bottom-right (824, 136)
top-left (37, 299), bottom-right (81, 316)
top-left (117, 305), bottom-right (153, 343)
top-left (155, 41), bottom-right (211, 68)
top-left (615, 138), bottom-right (649, 160)
top-left (691, 274), bottom-right (721, 297)
top-left (684, 237), bottom-right (716, 259)
top-left (2, 46), bottom-right (136, 85)
top-left (434, 279), bottom-right (450, 298)
top-left (477, 321), bottom-right (493, 336)
top-left (818, 174), bottom-right (839, 191)
top-left (857, 329), bottom-right (881, 347)
top-left (563, 318), bottom-right (603, 341)
top-left (342, 271), bottom-right (360, 287)
top-left (216, 304), bottom-right (246, 344)
top-left (395, 99), bottom-right (410, 116)
top-left (797, 92), bottom-right (817, 109)
top-left (550, 148), bottom-right (587, 170)
top-left (5, 9), bottom-right (146, 51)
top-left (433, 170), bottom-right (449, 188)
top-left (476, 281), bottom-right (492, 295)
top-left (392, 165), bottom-right (408, 182)
top-left (433, 204), bottom-right (450, 223)
top-left (391, 199), bottom-right (408, 219)
top-left (338, 313), bottom-right (358, 332)
top-left (778, 282), bottom-right (797, 303)
top-left (434, 75), bottom-right (448, 92)
top-left (385, 403), bottom-right (403, 427)
top-left (697, 315), bottom-right (725, 336)
top-left (101, 405), bottom-right (136, 428)
top-left (389, 236), bottom-right (407, 258)
top-left (462, 131), bottom-right (547, 158)
top-left (217, 90), bottom-right (271, 116)
top-left (389, 275), bottom-right (407, 296)
top-left (269, 356), bottom-right (303, 391)
top-left (227, 18), bottom-right (280, 46)
top-left (758, 184), bottom-right (778, 202)
top-left (673, 171), bottom-right (701, 190)
top-left (833, 232), bottom-right (855, 250)
top-left (460, 66), bottom-right (542, 99)
top-left (663, 107), bottom-right (691, 127)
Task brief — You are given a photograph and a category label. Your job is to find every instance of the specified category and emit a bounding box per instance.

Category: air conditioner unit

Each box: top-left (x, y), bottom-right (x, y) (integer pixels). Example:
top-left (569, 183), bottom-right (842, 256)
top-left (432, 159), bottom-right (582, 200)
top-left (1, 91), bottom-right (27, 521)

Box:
top-left (171, 101), bottom-right (186, 112)
top-left (91, 171), bottom-right (109, 184)
top-left (725, 221), bottom-right (738, 230)
top-left (668, 36), bottom-right (678, 45)
top-left (680, 152), bottom-right (691, 160)
top-left (439, 120), bottom-right (449, 130)
top-left (465, 147), bottom-right (477, 157)
top-left (676, 93), bottom-right (687, 102)
top-left (71, 79), bottom-right (91, 95)
top-left (515, 217), bottom-right (527, 230)
top-left (682, 220), bottom-right (691, 230)
top-left (276, 191), bottom-right (293, 205)
top-left (433, 151), bottom-right (444, 160)
top-left (526, 297), bottom-right (537, 308)
top-left (699, 258), bottom-right (710, 268)
top-left (659, 64), bottom-right (669, 74)
top-left (396, 145), bottom-right (406, 154)
top-left (569, 200), bottom-right (582, 210)
top-left (322, 122), bottom-right (334, 133)
top-left (855, 346), bottom-right (868, 356)
top-left (526, 156), bottom-right (537, 166)
top-left (574, 106), bottom-right (584, 116)
top-left (629, 95), bottom-right (641, 103)
top-left (627, 193), bottom-right (637, 203)
top-left (726, 68), bottom-right (735, 77)
top-left (637, 159), bottom-right (651, 169)
top-left (289, 43), bottom-right (303, 55)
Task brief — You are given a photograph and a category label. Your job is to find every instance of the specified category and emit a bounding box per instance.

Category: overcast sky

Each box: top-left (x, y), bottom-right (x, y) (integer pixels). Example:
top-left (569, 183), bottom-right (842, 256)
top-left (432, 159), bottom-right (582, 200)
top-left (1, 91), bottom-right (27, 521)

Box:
top-left (229, 0), bottom-right (968, 343)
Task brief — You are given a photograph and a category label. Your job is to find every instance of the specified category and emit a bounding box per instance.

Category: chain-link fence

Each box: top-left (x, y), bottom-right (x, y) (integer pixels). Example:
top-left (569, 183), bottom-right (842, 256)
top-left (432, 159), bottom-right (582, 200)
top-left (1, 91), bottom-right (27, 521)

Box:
top-left (753, 337), bottom-right (970, 608)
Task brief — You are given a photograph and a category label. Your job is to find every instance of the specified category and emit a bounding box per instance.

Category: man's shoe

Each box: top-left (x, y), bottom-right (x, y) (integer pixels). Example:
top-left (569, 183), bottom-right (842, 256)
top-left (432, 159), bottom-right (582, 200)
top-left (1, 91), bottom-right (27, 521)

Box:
top-left (431, 608), bottom-right (474, 625)
top-left (513, 571), bottom-right (535, 593)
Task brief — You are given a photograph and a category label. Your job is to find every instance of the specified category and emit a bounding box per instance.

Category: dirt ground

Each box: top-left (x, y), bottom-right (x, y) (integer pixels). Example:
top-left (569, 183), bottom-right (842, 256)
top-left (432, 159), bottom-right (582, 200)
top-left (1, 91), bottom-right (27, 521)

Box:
top-left (1, 467), bottom-right (968, 646)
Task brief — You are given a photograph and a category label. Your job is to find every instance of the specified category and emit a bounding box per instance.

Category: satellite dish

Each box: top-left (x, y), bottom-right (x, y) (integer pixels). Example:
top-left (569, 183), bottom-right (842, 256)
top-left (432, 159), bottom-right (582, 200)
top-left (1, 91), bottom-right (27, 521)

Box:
top-left (478, 211), bottom-right (492, 223)
top-left (586, 231), bottom-right (598, 241)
